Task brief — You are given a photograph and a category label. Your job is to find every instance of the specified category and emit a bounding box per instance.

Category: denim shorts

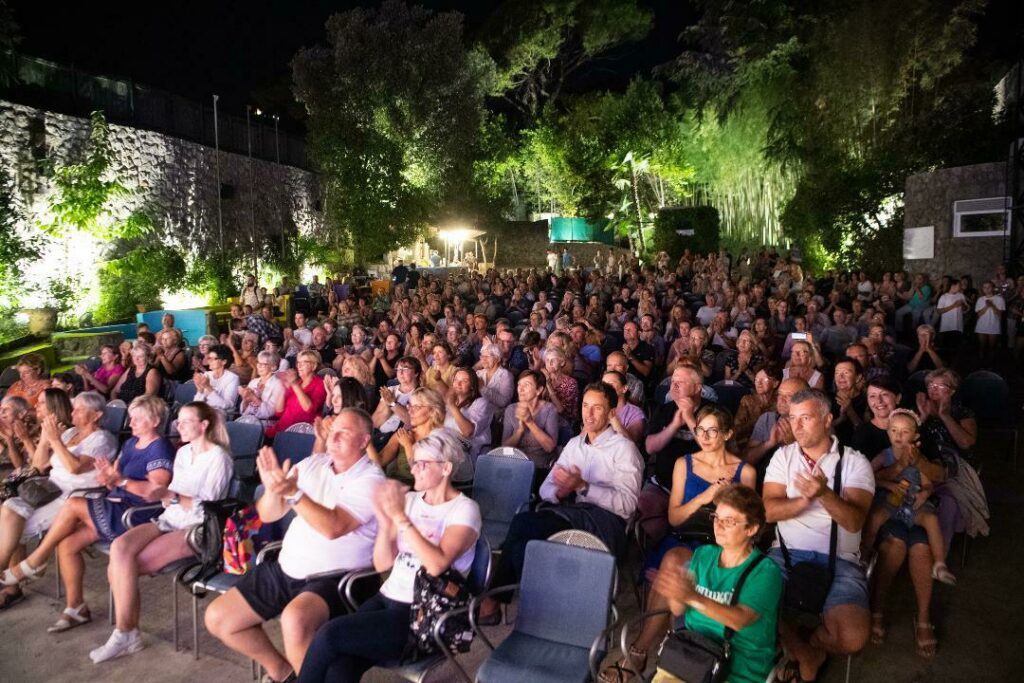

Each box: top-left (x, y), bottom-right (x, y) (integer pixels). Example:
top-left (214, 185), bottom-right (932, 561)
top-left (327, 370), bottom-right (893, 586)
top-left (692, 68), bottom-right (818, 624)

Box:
top-left (878, 519), bottom-right (929, 547)
top-left (768, 548), bottom-right (869, 612)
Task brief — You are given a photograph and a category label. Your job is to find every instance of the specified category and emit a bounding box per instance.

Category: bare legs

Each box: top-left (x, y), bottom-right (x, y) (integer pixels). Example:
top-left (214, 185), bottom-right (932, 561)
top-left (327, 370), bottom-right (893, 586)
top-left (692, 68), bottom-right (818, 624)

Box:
top-left (108, 525), bottom-right (191, 631)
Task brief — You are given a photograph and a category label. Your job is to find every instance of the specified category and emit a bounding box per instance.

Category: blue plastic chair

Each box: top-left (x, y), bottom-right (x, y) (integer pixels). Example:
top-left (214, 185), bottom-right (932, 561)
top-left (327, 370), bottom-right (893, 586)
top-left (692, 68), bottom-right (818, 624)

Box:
top-left (712, 379), bottom-right (751, 416)
top-left (270, 430), bottom-right (316, 466)
top-left (226, 420), bottom-right (265, 478)
top-left (473, 449), bottom-right (535, 550)
top-left (101, 402), bottom-right (128, 435)
top-left (473, 540), bottom-right (617, 683)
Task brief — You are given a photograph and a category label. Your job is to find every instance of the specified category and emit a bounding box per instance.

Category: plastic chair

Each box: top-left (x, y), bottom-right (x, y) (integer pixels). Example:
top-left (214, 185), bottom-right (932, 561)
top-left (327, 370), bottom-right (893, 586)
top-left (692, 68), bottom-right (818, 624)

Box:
top-left (339, 535), bottom-right (493, 683)
top-left (226, 420), bottom-right (265, 478)
top-left (961, 370), bottom-right (1018, 470)
top-left (174, 380), bottom-right (198, 406)
top-left (474, 450), bottom-right (535, 549)
top-left (271, 430), bottom-right (316, 466)
top-left (473, 540), bottom-right (617, 683)
top-left (712, 380), bottom-right (751, 416)
top-left (547, 529), bottom-right (609, 553)
top-left (285, 422), bottom-right (316, 434)
top-left (101, 402), bottom-right (128, 435)
top-left (901, 370), bottom-right (930, 408)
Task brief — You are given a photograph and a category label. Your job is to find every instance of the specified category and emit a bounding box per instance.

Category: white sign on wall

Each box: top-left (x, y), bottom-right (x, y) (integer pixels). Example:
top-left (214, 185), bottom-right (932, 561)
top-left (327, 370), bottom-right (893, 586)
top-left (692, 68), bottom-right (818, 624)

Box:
top-left (903, 226), bottom-right (934, 260)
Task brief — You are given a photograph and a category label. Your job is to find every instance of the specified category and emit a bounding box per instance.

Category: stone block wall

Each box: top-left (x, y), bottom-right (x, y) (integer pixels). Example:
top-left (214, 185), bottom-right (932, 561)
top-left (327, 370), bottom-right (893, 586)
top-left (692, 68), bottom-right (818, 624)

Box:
top-left (903, 162), bottom-right (1009, 283)
top-left (0, 99), bottom-right (322, 255)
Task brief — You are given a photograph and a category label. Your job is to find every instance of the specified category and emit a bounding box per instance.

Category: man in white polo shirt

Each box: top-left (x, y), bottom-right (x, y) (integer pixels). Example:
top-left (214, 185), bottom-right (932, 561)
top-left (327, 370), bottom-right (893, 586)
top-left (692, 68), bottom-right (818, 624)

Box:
top-left (763, 389), bottom-right (874, 682)
top-left (205, 408), bottom-right (383, 683)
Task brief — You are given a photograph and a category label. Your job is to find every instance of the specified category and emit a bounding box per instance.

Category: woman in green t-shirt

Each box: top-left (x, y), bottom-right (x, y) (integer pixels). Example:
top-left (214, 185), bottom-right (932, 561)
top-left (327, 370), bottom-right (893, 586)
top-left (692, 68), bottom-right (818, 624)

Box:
top-left (602, 484), bottom-right (782, 683)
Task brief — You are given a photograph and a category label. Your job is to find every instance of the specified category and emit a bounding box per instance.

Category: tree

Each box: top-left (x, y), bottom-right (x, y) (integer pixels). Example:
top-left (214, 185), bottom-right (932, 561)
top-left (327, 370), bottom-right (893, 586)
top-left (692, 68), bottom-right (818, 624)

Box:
top-left (292, 0), bottom-right (490, 264)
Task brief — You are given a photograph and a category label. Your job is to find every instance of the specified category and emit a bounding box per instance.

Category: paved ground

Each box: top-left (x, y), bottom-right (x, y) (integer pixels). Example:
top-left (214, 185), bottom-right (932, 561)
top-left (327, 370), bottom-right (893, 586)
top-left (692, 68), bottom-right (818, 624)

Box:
top-left (1, 409), bottom-right (1021, 682)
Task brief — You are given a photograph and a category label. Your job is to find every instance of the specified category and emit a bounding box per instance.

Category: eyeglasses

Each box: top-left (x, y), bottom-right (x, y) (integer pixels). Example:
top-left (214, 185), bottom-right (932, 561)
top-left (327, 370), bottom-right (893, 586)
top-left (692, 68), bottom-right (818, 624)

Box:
top-left (410, 459), bottom-right (444, 471)
top-left (397, 367), bottom-right (415, 373)
top-left (927, 382), bottom-right (951, 391)
top-left (694, 426), bottom-right (722, 439)
top-left (205, 355), bottom-right (223, 362)
top-left (408, 404), bottom-right (428, 411)
top-left (710, 513), bottom-right (747, 529)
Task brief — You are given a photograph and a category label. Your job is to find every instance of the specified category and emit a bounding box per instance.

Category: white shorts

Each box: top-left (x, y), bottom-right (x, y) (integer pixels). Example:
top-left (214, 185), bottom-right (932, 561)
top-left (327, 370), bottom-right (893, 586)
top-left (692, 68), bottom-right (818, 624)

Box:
top-left (4, 494), bottom-right (67, 541)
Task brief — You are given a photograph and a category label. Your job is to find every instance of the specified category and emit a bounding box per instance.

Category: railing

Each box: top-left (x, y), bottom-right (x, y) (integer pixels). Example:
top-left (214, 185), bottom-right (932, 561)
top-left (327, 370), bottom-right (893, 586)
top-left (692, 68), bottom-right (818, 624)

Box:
top-left (0, 53), bottom-right (309, 170)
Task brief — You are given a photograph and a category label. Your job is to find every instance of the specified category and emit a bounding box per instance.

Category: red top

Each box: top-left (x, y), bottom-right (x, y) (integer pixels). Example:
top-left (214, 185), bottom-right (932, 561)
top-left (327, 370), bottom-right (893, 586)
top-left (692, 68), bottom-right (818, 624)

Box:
top-left (266, 374), bottom-right (326, 437)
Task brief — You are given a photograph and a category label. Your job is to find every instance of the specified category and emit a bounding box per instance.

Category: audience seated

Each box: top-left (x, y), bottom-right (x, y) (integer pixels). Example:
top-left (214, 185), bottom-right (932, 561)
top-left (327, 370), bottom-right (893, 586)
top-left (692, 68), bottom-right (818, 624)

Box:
top-left (112, 343), bottom-right (163, 404)
top-left (266, 351), bottom-right (327, 438)
top-left (74, 345), bottom-right (125, 398)
top-left (193, 344), bottom-right (241, 414)
top-left (5, 353), bottom-right (50, 407)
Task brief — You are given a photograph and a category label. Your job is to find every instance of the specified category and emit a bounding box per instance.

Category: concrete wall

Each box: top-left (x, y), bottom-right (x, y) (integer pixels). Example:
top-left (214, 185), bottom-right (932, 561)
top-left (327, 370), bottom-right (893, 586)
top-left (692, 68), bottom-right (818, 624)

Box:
top-left (0, 98), bottom-right (322, 254)
top-left (903, 162), bottom-right (1008, 283)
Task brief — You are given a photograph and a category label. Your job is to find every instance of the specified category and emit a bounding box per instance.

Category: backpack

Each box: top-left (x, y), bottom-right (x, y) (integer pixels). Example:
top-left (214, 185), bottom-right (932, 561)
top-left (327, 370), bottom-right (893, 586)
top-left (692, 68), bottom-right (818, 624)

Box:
top-left (222, 504), bottom-right (269, 575)
top-left (179, 499), bottom-right (243, 585)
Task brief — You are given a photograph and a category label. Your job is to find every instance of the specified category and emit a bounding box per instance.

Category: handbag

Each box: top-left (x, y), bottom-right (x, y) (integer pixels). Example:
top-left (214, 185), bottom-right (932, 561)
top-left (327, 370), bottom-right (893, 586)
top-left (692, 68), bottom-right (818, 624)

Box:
top-left (777, 446), bottom-right (843, 614)
top-left (655, 554), bottom-right (768, 683)
top-left (0, 467), bottom-right (40, 502)
top-left (403, 566), bottom-right (474, 661)
top-left (17, 475), bottom-right (62, 508)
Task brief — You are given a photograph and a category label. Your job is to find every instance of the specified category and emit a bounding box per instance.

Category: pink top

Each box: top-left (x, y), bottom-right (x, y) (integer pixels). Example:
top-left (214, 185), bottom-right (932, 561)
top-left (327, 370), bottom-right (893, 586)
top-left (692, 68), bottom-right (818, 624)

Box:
top-left (266, 375), bottom-right (327, 437)
top-left (94, 364), bottom-right (124, 390)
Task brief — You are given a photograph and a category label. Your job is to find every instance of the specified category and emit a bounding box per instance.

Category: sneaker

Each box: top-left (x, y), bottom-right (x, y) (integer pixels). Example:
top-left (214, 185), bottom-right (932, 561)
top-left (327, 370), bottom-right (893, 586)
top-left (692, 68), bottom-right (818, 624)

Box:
top-left (89, 628), bottom-right (144, 664)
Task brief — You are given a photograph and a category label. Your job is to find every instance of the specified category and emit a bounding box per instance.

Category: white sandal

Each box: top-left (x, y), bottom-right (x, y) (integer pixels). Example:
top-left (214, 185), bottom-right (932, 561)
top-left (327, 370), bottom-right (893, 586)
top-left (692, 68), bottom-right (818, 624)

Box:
top-left (47, 604), bottom-right (92, 633)
top-left (0, 559), bottom-right (47, 587)
top-left (932, 562), bottom-right (957, 586)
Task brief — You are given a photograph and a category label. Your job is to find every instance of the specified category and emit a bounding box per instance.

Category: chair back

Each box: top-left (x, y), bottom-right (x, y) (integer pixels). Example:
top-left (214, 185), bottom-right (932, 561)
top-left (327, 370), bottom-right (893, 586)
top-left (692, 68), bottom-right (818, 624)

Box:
top-left (467, 535), bottom-right (493, 595)
top-left (901, 370), bottom-right (930, 407)
top-left (226, 420), bottom-right (264, 459)
top-left (961, 370), bottom-right (1010, 423)
top-left (516, 540), bottom-right (616, 649)
top-left (174, 380), bottom-right (198, 406)
top-left (285, 422), bottom-right (316, 434)
top-left (101, 403), bottom-right (128, 435)
top-left (711, 380), bottom-right (751, 416)
top-left (547, 529), bottom-right (609, 552)
top-left (272, 430), bottom-right (316, 465)
top-left (474, 452), bottom-right (534, 527)
top-left (235, 414), bottom-right (262, 425)
top-left (0, 366), bottom-right (19, 391)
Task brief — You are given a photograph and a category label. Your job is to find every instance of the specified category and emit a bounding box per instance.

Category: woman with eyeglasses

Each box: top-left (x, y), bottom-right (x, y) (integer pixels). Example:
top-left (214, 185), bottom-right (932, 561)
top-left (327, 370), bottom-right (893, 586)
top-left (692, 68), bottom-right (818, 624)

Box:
top-left (193, 344), bottom-right (241, 414)
top-left (265, 351), bottom-right (327, 438)
top-left (371, 357), bottom-right (422, 442)
top-left (376, 387), bottom-right (445, 485)
top-left (733, 365), bottom-right (780, 453)
top-left (239, 351), bottom-right (287, 427)
top-left (297, 428), bottom-right (480, 683)
top-left (601, 484), bottom-right (781, 683)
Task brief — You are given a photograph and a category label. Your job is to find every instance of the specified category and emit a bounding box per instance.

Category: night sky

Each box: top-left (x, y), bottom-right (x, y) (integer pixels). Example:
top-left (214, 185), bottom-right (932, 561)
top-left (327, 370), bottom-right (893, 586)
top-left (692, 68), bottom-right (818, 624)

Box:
top-left (7, 0), bottom-right (697, 132)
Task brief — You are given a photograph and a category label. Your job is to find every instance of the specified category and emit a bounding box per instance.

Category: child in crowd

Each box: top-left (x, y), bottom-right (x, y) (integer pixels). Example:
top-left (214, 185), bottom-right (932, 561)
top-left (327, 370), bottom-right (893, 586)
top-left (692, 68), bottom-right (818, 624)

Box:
top-left (862, 408), bottom-right (956, 585)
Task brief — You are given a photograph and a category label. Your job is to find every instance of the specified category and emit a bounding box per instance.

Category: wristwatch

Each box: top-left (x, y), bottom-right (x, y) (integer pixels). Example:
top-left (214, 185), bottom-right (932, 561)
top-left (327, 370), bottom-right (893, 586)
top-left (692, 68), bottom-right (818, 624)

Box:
top-left (169, 494), bottom-right (181, 506)
top-left (284, 489), bottom-right (305, 506)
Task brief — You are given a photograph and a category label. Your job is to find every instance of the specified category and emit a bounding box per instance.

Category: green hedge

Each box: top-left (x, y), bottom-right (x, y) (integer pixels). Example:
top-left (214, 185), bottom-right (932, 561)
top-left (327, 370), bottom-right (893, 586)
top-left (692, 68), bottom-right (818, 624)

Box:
top-left (652, 207), bottom-right (721, 258)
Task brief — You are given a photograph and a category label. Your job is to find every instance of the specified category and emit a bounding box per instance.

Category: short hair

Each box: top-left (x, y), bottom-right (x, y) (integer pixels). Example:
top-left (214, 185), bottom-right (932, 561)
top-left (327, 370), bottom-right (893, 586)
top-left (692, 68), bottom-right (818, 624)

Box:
top-left (834, 357), bottom-right (863, 376)
top-left (789, 388), bottom-right (832, 417)
top-left (409, 387), bottom-right (446, 429)
top-left (15, 352), bottom-right (46, 376)
top-left (197, 335), bottom-right (218, 348)
top-left (517, 369), bottom-right (546, 394)
top-left (925, 367), bottom-right (960, 391)
top-left (209, 344), bottom-right (234, 368)
top-left (73, 391), bottom-right (107, 418)
top-left (1, 395), bottom-right (31, 416)
top-left (866, 376), bottom-right (901, 396)
top-left (432, 341), bottom-right (453, 358)
top-left (296, 349), bottom-right (322, 368)
top-left (695, 404), bottom-right (734, 433)
top-left (582, 381), bottom-right (617, 408)
top-left (257, 350), bottom-right (281, 368)
top-left (479, 343), bottom-right (502, 360)
top-left (396, 356), bottom-right (423, 378)
top-left (342, 356), bottom-right (372, 385)
top-left (413, 427), bottom-right (466, 471)
top-left (131, 343), bottom-right (156, 365)
top-left (336, 406), bottom-right (373, 435)
top-left (128, 394), bottom-right (168, 425)
top-left (713, 484), bottom-right (766, 538)
top-left (601, 370), bottom-right (627, 388)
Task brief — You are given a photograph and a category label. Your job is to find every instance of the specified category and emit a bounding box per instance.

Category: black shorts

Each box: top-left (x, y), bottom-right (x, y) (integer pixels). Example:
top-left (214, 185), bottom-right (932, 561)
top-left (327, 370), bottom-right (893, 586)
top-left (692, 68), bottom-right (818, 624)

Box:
top-left (234, 561), bottom-right (348, 621)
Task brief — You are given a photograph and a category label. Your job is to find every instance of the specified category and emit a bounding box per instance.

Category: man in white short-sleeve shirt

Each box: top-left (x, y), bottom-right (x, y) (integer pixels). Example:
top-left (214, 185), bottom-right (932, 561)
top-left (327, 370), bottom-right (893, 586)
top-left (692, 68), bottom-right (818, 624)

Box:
top-left (205, 409), bottom-right (384, 683)
top-left (763, 389), bottom-right (874, 682)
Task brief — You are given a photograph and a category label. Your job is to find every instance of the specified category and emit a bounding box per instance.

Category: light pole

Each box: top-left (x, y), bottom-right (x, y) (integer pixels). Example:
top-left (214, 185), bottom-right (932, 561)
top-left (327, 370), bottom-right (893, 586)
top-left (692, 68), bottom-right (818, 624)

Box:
top-left (213, 94), bottom-right (223, 251)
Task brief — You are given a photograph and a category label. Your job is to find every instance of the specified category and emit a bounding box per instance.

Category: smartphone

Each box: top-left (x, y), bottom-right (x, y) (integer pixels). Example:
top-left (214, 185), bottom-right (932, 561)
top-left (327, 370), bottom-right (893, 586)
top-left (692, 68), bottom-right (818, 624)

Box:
top-left (791, 332), bottom-right (807, 341)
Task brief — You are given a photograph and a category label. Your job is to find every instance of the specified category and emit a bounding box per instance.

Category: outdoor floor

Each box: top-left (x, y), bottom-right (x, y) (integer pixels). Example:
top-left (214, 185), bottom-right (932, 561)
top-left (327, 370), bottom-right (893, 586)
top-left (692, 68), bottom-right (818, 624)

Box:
top-left (1, 440), bottom-right (1021, 682)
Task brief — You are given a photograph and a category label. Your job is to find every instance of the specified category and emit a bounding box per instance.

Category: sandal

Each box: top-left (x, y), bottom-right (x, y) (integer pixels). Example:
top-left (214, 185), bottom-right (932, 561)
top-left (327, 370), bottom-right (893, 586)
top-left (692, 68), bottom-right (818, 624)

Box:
top-left (913, 618), bottom-right (937, 658)
top-left (47, 604), bottom-right (92, 633)
top-left (870, 612), bottom-right (886, 645)
top-left (0, 587), bottom-right (24, 610)
top-left (0, 559), bottom-right (47, 587)
top-left (599, 646), bottom-right (647, 683)
top-left (932, 562), bottom-right (957, 586)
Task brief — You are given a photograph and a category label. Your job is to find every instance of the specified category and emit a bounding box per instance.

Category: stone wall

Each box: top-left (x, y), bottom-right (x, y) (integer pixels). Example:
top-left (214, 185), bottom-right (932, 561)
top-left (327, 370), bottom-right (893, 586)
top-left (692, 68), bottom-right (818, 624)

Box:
top-left (903, 162), bottom-right (1008, 283)
top-left (0, 98), bottom-right (322, 255)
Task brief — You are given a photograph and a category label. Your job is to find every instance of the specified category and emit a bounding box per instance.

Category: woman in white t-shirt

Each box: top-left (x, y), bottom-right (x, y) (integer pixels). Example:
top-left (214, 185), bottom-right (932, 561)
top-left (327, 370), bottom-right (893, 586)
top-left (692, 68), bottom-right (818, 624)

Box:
top-left (89, 401), bottom-right (233, 663)
top-left (974, 280), bottom-right (1005, 358)
top-left (297, 429), bottom-right (481, 683)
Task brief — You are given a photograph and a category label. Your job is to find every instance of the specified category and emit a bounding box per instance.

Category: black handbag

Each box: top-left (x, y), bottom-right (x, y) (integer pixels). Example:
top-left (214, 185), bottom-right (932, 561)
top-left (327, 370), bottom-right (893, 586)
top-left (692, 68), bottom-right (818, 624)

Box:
top-left (17, 475), bottom-right (62, 508)
top-left (655, 554), bottom-right (768, 683)
top-left (403, 566), bottom-right (474, 661)
top-left (777, 446), bottom-right (844, 614)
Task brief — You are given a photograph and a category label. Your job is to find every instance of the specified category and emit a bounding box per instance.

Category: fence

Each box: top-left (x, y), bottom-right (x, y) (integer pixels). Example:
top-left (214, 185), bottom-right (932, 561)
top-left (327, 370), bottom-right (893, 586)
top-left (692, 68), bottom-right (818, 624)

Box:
top-left (1, 53), bottom-right (308, 170)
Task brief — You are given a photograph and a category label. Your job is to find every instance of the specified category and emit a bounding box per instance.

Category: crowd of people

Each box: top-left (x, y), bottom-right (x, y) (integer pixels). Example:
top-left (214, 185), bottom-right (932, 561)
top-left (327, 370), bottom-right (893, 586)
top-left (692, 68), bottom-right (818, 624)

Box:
top-left (0, 246), bottom-right (1008, 683)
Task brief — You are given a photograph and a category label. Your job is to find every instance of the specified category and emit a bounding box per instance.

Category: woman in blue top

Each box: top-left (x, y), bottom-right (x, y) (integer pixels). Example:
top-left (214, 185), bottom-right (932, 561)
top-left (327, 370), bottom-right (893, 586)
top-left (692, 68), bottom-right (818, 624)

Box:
top-left (0, 395), bottom-right (173, 633)
top-left (642, 405), bottom-right (756, 575)
top-left (604, 485), bottom-right (782, 683)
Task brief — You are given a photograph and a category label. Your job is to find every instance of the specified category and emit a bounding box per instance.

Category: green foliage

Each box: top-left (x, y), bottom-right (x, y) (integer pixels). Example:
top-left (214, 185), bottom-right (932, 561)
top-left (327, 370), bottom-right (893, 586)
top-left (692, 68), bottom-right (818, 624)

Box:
top-left (0, 162), bottom-right (40, 307)
top-left (653, 207), bottom-right (721, 258)
top-left (41, 111), bottom-right (131, 238)
top-left (183, 253), bottom-right (239, 305)
top-left (292, 0), bottom-right (489, 265)
top-left (94, 245), bottom-right (185, 323)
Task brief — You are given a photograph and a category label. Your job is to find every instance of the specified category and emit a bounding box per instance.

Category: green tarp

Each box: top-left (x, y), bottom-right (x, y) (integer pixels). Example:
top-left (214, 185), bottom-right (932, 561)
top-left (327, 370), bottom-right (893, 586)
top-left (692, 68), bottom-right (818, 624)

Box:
top-left (548, 217), bottom-right (614, 244)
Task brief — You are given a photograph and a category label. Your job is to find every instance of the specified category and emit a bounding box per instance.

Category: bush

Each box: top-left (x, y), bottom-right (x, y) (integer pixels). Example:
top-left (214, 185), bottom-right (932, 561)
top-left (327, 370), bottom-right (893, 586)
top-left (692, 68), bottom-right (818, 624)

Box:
top-left (94, 245), bottom-right (185, 323)
top-left (652, 206), bottom-right (721, 258)
top-left (184, 253), bottom-right (240, 305)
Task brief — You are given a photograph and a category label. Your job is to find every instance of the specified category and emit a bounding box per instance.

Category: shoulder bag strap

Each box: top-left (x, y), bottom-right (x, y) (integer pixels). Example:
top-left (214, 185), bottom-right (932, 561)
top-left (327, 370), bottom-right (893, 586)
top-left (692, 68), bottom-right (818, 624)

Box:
top-left (827, 445), bottom-right (844, 578)
top-left (722, 553), bottom-right (769, 651)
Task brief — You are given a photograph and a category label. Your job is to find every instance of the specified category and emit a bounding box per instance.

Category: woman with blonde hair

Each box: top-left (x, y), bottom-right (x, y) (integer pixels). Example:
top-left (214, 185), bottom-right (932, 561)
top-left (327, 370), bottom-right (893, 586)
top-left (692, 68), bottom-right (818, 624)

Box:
top-left (111, 344), bottom-right (163, 404)
top-left (266, 350), bottom-right (326, 438)
top-left (377, 387), bottom-right (445, 484)
top-left (90, 401), bottom-right (233, 663)
top-left (154, 328), bottom-right (189, 382)
top-left (5, 353), bottom-right (50, 407)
